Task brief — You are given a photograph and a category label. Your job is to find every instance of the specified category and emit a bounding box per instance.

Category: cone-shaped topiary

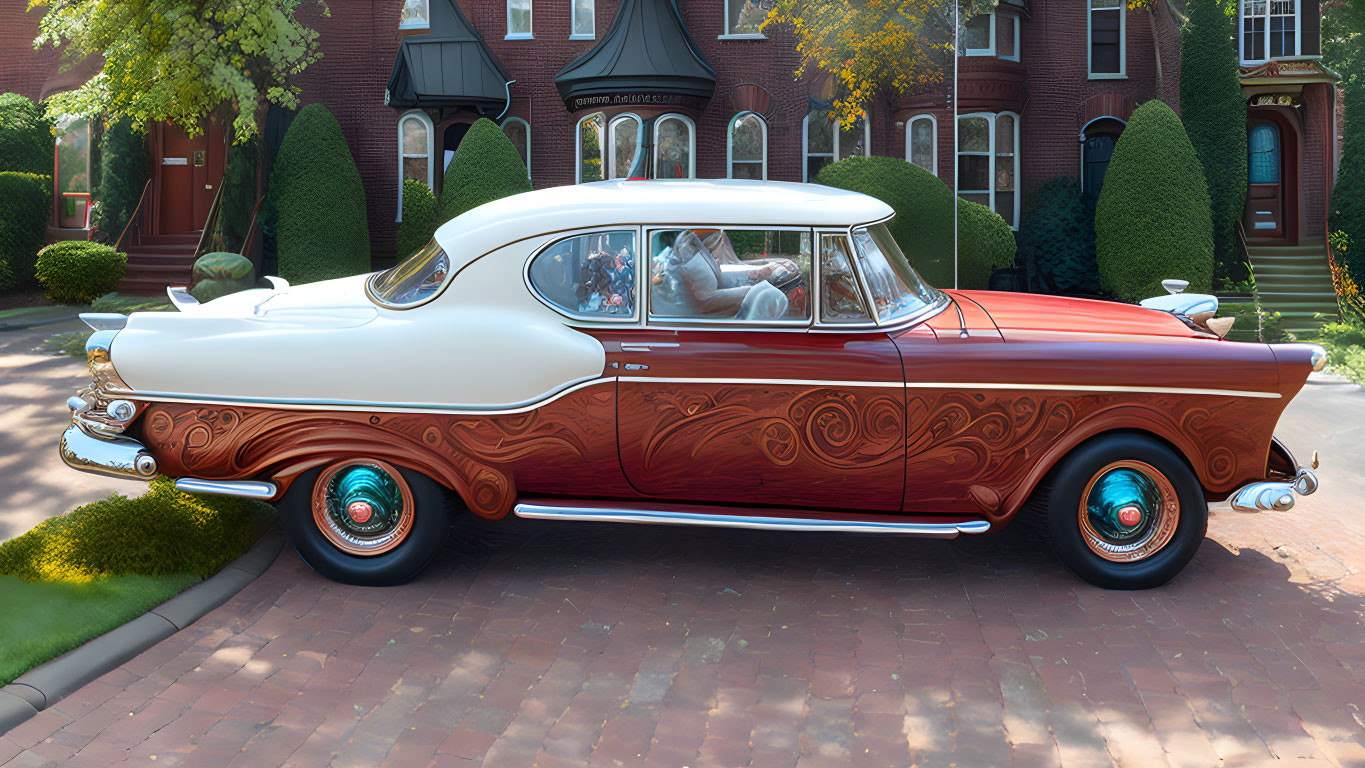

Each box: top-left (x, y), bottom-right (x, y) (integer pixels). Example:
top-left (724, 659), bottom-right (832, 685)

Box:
top-left (1019, 177), bottom-right (1099, 295)
top-left (397, 179), bottom-right (438, 262)
top-left (0, 93), bottom-right (54, 176)
top-left (1181, 0), bottom-right (1248, 286)
top-left (1330, 77), bottom-right (1365, 288)
top-left (267, 103), bottom-right (370, 284)
top-left (1096, 100), bottom-right (1213, 302)
top-left (91, 117), bottom-right (150, 243)
top-left (439, 118), bottom-right (531, 223)
top-left (0, 172), bottom-right (53, 291)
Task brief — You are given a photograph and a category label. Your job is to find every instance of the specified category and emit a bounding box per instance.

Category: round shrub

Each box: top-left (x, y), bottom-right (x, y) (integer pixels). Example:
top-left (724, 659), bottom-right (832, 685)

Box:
top-left (1330, 77), bottom-right (1365, 290)
top-left (396, 179), bottom-right (438, 262)
top-left (189, 251), bottom-right (254, 303)
top-left (1096, 100), bottom-right (1214, 303)
top-left (439, 118), bottom-right (531, 223)
top-left (268, 103), bottom-right (370, 284)
top-left (34, 241), bottom-right (127, 304)
top-left (956, 198), bottom-right (1017, 290)
top-left (1019, 177), bottom-right (1099, 295)
top-left (90, 117), bottom-right (150, 244)
top-left (0, 172), bottom-right (53, 291)
top-left (0, 93), bottom-right (54, 176)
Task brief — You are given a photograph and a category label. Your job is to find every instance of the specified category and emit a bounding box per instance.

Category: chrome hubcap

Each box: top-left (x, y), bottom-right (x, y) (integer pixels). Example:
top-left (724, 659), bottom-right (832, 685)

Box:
top-left (311, 460), bottom-right (415, 556)
top-left (1078, 460), bottom-right (1180, 563)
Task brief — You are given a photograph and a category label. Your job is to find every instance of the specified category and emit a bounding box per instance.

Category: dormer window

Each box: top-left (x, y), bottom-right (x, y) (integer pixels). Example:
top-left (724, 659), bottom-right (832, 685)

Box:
top-left (1242, 0), bottom-right (1299, 63)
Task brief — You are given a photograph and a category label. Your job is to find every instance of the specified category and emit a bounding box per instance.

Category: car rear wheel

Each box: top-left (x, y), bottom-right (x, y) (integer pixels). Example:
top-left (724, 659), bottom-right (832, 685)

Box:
top-left (1044, 434), bottom-right (1207, 590)
top-left (277, 459), bottom-right (450, 586)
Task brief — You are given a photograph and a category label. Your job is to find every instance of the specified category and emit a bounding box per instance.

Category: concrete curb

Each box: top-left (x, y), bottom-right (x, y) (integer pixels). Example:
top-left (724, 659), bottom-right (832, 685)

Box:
top-left (0, 307), bottom-right (82, 332)
top-left (0, 527), bottom-right (284, 736)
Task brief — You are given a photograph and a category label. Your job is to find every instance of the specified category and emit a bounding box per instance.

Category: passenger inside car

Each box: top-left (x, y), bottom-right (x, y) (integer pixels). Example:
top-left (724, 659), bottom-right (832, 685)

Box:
top-left (650, 229), bottom-right (807, 321)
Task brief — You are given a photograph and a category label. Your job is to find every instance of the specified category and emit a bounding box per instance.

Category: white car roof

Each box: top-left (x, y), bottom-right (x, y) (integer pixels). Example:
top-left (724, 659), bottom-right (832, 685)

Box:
top-left (434, 179), bottom-right (894, 267)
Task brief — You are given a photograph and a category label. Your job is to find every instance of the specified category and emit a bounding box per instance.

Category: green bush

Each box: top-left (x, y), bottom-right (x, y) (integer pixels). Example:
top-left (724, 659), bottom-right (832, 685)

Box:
top-left (268, 103), bottom-right (370, 284)
top-left (1019, 177), bottom-right (1099, 295)
top-left (212, 136), bottom-right (259, 253)
top-left (396, 179), bottom-right (438, 262)
top-left (1181, 0), bottom-right (1249, 286)
top-left (815, 155), bottom-right (1016, 289)
top-left (35, 241), bottom-right (126, 304)
top-left (0, 93), bottom-right (54, 176)
top-left (189, 251), bottom-right (254, 302)
top-left (90, 117), bottom-right (149, 244)
top-left (0, 172), bottom-right (53, 291)
top-left (1330, 77), bottom-right (1365, 289)
top-left (1096, 100), bottom-right (1214, 303)
top-left (439, 118), bottom-right (531, 223)
top-left (1220, 301), bottom-right (1286, 342)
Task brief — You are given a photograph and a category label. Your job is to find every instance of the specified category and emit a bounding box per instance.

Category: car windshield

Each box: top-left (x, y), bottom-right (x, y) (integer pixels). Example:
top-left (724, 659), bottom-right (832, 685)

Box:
top-left (369, 239), bottom-right (450, 307)
top-left (850, 224), bottom-right (944, 323)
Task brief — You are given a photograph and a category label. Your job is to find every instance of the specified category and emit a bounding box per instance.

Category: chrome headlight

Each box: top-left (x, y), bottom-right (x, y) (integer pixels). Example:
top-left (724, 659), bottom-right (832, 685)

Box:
top-left (1308, 344), bottom-right (1328, 372)
top-left (85, 330), bottom-right (132, 394)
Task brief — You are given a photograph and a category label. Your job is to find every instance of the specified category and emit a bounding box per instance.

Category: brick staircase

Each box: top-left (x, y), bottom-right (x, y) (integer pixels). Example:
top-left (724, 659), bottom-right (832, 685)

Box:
top-left (1245, 239), bottom-right (1340, 335)
top-left (116, 233), bottom-right (201, 296)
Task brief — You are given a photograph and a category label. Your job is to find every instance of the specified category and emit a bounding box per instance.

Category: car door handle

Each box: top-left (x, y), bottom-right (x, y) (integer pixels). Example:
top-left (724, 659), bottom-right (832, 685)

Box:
top-left (620, 342), bottom-right (679, 352)
top-left (624, 363), bottom-right (649, 371)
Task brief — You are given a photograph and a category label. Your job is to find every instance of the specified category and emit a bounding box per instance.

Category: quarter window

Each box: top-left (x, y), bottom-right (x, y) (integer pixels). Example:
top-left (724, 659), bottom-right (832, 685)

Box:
top-left (507, 0), bottom-right (532, 38)
top-left (728, 113), bottom-right (767, 180)
top-left (1088, 0), bottom-right (1124, 77)
top-left (820, 234), bottom-right (872, 324)
top-left (649, 228), bottom-right (812, 323)
top-left (528, 231), bottom-right (639, 320)
top-left (655, 114), bottom-right (695, 179)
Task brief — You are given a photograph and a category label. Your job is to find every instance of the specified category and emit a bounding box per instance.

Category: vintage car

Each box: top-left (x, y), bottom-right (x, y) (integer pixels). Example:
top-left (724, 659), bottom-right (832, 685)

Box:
top-left (60, 180), bottom-right (1323, 589)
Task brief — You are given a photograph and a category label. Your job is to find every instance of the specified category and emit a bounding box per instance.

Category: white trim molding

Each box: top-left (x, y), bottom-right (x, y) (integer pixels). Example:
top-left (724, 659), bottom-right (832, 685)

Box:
top-left (727, 111), bottom-right (768, 180)
top-left (396, 109), bottom-right (435, 223)
top-left (1087, 0), bottom-right (1126, 78)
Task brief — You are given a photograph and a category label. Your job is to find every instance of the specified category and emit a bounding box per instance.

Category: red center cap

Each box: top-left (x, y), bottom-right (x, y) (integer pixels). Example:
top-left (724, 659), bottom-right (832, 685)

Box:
top-left (347, 501), bottom-right (373, 524)
top-left (1117, 505), bottom-right (1142, 527)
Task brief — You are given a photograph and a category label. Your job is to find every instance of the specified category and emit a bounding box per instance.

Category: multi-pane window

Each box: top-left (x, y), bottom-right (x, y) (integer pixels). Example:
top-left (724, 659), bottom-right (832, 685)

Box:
top-left (728, 113), bottom-right (767, 180)
top-left (649, 228), bottom-right (812, 322)
top-left (507, 0), bottom-right (532, 38)
top-left (1088, 0), bottom-right (1124, 77)
top-left (960, 14), bottom-right (992, 54)
top-left (724, 0), bottom-right (768, 36)
top-left (957, 112), bottom-right (1020, 228)
top-left (655, 115), bottom-right (695, 179)
top-left (398, 111), bottom-right (433, 218)
top-left (572, 0), bottom-right (594, 37)
top-left (501, 118), bottom-right (530, 178)
top-left (803, 111), bottom-right (870, 181)
top-left (1242, 0), bottom-right (1298, 62)
top-left (907, 115), bottom-right (936, 174)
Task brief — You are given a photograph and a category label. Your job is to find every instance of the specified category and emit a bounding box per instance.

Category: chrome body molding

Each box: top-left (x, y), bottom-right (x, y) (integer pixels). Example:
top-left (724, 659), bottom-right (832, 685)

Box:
top-left (78, 312), bottom-right (128, 331)
top-left (619, 376), bottom-right (1282, 400)
top-left (174, 478), bottom-right (279, 500)
top-left (166, 286), bottom-right (200, 310)
top-left (513, 503), bottom-right (993, 537)
top-left (59, 423), bottom-right (157, 480)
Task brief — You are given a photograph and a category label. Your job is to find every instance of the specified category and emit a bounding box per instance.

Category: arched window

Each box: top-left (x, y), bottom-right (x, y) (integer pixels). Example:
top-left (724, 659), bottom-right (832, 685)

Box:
top-left (397, 110), bottom-right (434, 220)
top-left (803, 111), bottom-right (870, 182)
top-left (609, 114), bottom-right (642, 179)
top-left (956, 111), bottom-right (1020, 228)
top-left (501, 117), bottom-right (531, 178)
top-left (577, 113), bottom-right (604, 183)
top-left (655, 114), bottom-right (695, 179)
top-left (1249, 123), bottom-right (1280, 184)
top-left (906, 114), bottom-right (936, 174)
top-left (728, 112), bottom-right (767, 180)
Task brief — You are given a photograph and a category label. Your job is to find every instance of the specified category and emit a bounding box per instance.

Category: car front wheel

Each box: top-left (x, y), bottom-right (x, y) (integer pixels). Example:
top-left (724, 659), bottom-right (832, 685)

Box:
top-left (1044, 434), bottom-right (1207, 590)
top-left (277, 459), bottom-right (450, 586)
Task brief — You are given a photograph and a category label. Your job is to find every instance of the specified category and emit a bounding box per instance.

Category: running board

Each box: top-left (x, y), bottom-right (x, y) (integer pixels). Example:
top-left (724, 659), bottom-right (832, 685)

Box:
top-left (513, 501), bottom-right (992, 538)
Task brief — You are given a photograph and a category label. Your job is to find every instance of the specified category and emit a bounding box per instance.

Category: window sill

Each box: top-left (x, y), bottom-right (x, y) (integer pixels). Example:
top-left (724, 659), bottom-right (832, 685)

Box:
top-left (505, 33), bottom-right (534, 40)
top-left (1087, 73), bottom-right (1128, 80)
top-left (569, 33), bottom-right (595, 40)
top-left (959, 50), bottom-right (996, 57)
top-left (718, 33), bottom-right (766, 40)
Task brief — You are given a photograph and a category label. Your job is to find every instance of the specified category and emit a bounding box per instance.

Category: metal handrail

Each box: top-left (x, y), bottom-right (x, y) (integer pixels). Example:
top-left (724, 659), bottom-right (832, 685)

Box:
top-left (113, 179), bottom-right (152, 252)
top-left (193, 182), bottom-right (227, 260)
top-left (239, 193), bottom-right (268, 260)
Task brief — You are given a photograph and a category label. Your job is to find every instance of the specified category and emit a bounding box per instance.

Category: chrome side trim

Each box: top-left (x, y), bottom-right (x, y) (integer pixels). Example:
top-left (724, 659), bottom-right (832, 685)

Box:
top-left (59, 424), bottom-right (157, 480)
top-left (513, 503), bottom-right (992, 537)
top-left (174, 478), bottom-right (279, 500)
top-left (619, 377), bottom-right (1282, 399)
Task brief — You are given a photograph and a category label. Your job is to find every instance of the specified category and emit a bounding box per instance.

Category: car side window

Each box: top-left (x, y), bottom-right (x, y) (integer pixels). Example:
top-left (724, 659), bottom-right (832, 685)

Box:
top-left (648, 228), bottom-right (811, 322)
top-left (528, 230), bottom-right (638, 320)
top-left (819, 234), bottom-right (872, 323)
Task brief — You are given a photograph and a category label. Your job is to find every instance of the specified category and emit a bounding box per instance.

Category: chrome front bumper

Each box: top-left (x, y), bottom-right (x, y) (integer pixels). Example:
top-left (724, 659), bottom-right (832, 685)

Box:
top-left (1223, 439), bottom-right (1319, 513)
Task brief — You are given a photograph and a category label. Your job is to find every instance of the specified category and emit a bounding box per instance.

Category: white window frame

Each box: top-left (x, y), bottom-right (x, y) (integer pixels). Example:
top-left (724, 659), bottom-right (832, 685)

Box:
top-left (576, 112), bottom-right (604, 184)
top-left (960, 13), bottom-right (996, 56)
top-left (398, 0), bottom-right (430, 30)
top-left (727, 112), bottom-right (768, 180)
top-left (507, 0), bottom-right (533, 39)
top-left (396, 109), bottom-right (435, 222)
top-left (608, 113), bottom-right (643, 179)
top-left (1087, 0), bottom-right (1126, 79)
top-left (570, 0), bottom-right (594, 39)
top-left (954, 111), bottom-right (1020, 231)
top-left (802, 111), bottom-right (871, 182)
top-left (997, 12), bottom-right (1021, 62)
top-left (654, 113), bottom-right (697, 179)
top-left (501, 117), bottom-right (531, 179)
top-left (905, 113), bottom-right (937, 175)
top-left (720, 0), bottom-right (767, 40)
top-left (1239, 0), bottom-right (1302, 64)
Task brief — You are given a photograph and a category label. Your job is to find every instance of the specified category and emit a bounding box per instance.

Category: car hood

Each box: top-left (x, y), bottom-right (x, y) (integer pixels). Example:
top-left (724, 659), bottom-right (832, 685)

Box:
top-left (951, 290), bottom-right (1202, 338)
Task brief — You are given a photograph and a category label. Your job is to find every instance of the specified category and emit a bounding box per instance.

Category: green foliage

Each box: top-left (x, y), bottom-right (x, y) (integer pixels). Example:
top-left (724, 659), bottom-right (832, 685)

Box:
top-left (396, 179), bottom-right (438, 262)
top-left (268, 103), bottom-right (369, 284)
top-left (439, 118), bottom-right (532, 223)
top-left (0, 476), bottom-right (275, 583)
top-left (1331, 78), bottom-right (1365, 289)
top-left (34, 241), bottom-right (127, 304)
top-left (0, 93), bottom-right (54, 176)
top-left (0, 172), bottom-right (53, 292)
top-left (1309, 320), bottom-right (1365, 385)
top-left (1181, 0), bottom-right (1249, 285)
top-left (212, 137), bottom-right (260, 253)
top-left (42, 330), bottom-right (91, 357)
top-left (1096, 100), bottom-right (1214, 302)
top-left (814, 155), bottom-right (1016, 289)
top-left (89, 293), bottom-right (174, 313)
top-left (1019, 177), bottom-right (1099, 295)
top-left (90, 117), bottom-right (150, 242)
top-left (1220, 301), bottom-right (1285, 342)
top-left (189, 251), bottom-right (255, 302)
top-left (31, 0), bottom-right (327, 141)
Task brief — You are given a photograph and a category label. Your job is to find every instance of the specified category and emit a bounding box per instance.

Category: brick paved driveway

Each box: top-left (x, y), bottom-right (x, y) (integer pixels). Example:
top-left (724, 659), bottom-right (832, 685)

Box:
top-left (3, 378), bottom-right (1363, 768)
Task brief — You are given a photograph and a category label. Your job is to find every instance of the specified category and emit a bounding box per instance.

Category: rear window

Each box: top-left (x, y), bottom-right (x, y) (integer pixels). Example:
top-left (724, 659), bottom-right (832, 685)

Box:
top-left (527, 230), bottom-right (638, 320)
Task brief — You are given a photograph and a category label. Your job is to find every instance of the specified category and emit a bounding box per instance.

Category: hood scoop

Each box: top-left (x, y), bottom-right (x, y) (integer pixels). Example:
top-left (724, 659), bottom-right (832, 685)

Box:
top-left (1139, 280), bottom-right (1232, 338)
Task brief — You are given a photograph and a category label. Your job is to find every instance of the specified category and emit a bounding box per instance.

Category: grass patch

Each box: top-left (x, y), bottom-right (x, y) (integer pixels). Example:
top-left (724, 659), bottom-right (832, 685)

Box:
top-left (89, 293), bottom-right (174, 314)
top-left (41, 330), bottom-right (91, 358)
top-left (0, 477), bottom-right (275, 685)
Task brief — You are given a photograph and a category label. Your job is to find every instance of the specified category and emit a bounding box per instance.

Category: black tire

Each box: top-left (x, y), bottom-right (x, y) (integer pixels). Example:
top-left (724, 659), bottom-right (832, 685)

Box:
top-left (1043, 433), bottom-right (1207, 590)
top-left (276, 462), bottom-right (451, 586)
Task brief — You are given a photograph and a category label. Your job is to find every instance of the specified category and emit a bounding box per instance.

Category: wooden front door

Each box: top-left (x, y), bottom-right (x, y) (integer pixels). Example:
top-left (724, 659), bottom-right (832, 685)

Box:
top-left (1245, 122), bottom-right (1284, 238)
top-left (155, 123), bottom-right (225, 235)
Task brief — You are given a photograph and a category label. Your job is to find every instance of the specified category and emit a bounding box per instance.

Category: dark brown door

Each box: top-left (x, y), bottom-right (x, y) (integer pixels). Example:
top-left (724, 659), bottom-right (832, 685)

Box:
top-left (156, 123), bottom-right (225, 234)
top-left (1245, 122), bottom-right (1283, 238)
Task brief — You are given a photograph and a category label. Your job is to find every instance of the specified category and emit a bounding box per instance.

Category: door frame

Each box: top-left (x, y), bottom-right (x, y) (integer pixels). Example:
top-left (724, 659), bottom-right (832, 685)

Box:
top-left (149, 122), bottom-right (226, 236)
top-left (1245, 108), bottom-right (1300, 245)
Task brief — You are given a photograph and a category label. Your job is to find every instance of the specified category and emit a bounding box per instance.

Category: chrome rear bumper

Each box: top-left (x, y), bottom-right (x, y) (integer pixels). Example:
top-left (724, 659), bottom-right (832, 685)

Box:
top-left (59, 422), bottom-right (158, 480)
top-left (1223, 439), bottom-right (1319, 513)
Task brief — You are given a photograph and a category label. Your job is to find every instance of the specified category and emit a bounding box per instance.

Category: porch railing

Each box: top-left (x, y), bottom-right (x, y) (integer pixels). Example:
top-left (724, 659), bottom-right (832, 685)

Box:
top-left (113, 179), bottom-right (152, 253)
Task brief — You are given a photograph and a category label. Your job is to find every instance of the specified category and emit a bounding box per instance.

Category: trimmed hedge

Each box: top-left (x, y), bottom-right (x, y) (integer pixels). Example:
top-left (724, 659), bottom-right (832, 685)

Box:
top-left (1096, 100), bottom-right (1214, 303)
top-left (0, 172), bottom-right (53, 291)
top-left (814, 155), bottom-right (1016, 289)
top-left (1019, 177), bottom-right (1099, 294)
top-left (397, 179), bottom-right (438, 262)
top-left (0, 93), bottom-right (53, 177)
top-left (1181, 0), bottom-right (1249, 286)
top-left (1330, 77), bottom-right (1365, 289)
top-left (439, 118), bottom-right (531, 223)
top-left (90, 117), bottom-right (150, 244)
top-left (268, 103), bottom-right (370, 284)
top-left (35, 241), bottom-right (127, 304)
